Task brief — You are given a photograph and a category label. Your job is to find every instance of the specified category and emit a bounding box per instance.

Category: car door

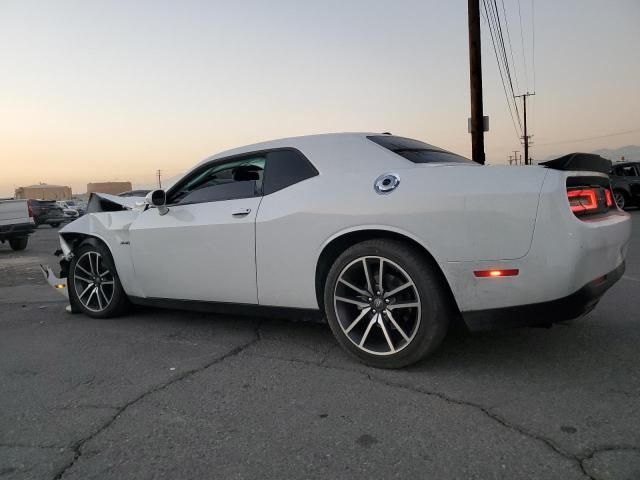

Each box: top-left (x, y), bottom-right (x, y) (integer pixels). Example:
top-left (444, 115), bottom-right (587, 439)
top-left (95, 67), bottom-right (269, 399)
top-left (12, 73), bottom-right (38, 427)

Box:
top-left (254, 149), bottom-right (320, 308)
top-left (129, 155), bottom-right (266, 303)
top-left (630, 164), bottom-right (640, 200)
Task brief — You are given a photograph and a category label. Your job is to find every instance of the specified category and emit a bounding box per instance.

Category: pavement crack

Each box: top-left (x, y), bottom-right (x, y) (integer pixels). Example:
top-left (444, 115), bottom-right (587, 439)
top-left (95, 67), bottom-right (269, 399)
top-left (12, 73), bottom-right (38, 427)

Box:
top-left (53, 404), bottom-right (120, 411)
top-left (578, 445), bottom-right (640, 480)
top-left (318, 344), bottom-right (338, 366)
top-left (0, 443), bottom-right (67, 450)
top-left (246, 352), bottom-right (594, 478)
top-left (51, 331), bottom-right (260, 480)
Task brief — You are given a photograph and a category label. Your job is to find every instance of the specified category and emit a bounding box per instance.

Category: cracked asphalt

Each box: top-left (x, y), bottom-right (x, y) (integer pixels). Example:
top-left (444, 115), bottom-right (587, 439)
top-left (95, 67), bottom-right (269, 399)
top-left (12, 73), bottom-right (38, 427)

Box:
top-left (1, 215), bottom-right (639, 480)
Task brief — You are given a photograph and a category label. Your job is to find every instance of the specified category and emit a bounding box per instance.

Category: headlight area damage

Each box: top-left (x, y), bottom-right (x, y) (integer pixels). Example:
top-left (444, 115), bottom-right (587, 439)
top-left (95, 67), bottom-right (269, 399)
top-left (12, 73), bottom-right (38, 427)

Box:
top-left (39, 193), bottom-right (143, 304)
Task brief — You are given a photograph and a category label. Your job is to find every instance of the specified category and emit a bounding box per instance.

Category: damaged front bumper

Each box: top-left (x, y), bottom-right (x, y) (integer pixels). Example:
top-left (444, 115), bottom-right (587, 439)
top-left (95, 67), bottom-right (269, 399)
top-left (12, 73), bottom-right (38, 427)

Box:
top-left (40, 265), bottom-right (69, 299)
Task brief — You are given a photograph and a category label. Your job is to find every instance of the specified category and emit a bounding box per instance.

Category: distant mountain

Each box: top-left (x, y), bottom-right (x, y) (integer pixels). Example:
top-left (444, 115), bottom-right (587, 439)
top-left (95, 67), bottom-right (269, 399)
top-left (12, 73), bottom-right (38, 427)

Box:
top-left (591, 145), bottom-right (640, 162)
top-left (544, 145), bottom-right (640, 162)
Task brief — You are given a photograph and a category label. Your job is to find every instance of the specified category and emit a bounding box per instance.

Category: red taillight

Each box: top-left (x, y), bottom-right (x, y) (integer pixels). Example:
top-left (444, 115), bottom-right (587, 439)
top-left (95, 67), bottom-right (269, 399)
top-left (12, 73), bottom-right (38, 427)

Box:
top-left (27, 199), bottom-right (34, 218)
top-left (604, 189), bottom-right (613, 208)
top-left (474, 269), bottom-right (519, 278)
top-left (567, 189), bottom-right (598, 214)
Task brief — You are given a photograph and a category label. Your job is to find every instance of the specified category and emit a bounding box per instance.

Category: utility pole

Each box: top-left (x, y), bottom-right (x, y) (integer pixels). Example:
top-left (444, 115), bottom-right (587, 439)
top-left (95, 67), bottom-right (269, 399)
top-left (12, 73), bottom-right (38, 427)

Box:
top-left (468, 0), bottom-right (485, 165)
top-left (156, 169), bottom-right (162, 189)
top-left (515, 92), bottom-right (535, 165)
top-left (513, 150), bottom-right (520, 166)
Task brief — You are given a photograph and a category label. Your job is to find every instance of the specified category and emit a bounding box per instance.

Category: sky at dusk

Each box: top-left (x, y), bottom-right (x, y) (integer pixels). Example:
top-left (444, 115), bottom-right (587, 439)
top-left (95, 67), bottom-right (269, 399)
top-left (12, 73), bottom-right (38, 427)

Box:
top-left (1, 0), bottom-right (639, 196)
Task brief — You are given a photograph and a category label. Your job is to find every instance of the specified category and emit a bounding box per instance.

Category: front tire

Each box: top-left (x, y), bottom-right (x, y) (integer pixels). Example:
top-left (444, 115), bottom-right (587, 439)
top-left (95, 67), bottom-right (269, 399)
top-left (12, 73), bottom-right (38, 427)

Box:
top-left (324, 239), bottom-right (450, 369)
top-left (9, 237), bottom-right (28, 251)
top-left (68, 242), bottom-right (129, 318)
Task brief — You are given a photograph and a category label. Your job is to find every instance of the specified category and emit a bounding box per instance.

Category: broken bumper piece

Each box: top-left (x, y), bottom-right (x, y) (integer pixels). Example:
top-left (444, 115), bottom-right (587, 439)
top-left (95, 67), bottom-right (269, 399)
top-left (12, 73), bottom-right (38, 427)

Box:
top-left (40, 265), bottom-right (69, 299)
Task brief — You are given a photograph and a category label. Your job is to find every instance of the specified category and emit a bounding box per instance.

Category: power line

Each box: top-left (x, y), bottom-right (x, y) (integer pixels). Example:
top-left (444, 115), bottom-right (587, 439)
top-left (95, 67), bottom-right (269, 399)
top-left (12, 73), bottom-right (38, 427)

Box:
top-left (500, 0), bottom-right (520, 95)
top-left (536, 128), bottom-right (640, 147)
top-left (483, 1), bottom-right (518, 137)
top-left (481, 0), bottom-right (522, 139)
top-left (490, 0), bottom-right (523, 131)
top-left (531, 0), bottom-right (536, 92)
top-left (517, 0), bottom-right (529, 90)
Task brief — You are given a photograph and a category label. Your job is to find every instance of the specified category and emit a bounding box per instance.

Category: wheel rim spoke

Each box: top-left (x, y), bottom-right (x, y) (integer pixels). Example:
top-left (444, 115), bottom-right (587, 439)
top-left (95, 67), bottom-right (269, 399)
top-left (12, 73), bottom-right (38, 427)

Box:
top-left (359, 315), bottom-right (378, 347)
top-left (383, 282), bottom-right (413, 298)
top-left (362, 259), bottom-right (373, 294)
top-left (378, 315), bottom-right (396, 353)
top-left (78, 284), bottom-right (93, 299)
top-left (86, 287), bottom-right (97, 306)
top-left (386, 310), bottom-right (410, 343)
top-left (338, 278), bottom-right (371, 297)
top-left (345, 307), bottom-right (371, 334)
top-left (76, 264), bottom-right (92, 277)
top-left (387, 302), bottom-right (419, 310)
top-left (335, 296), bottom-right (369, 308)
top-left (74, 275), bottom-right (93, 283)
top-left (334, 255), bottom-right (421, 356)
top-left (95, 287), bottom-right (103, 310)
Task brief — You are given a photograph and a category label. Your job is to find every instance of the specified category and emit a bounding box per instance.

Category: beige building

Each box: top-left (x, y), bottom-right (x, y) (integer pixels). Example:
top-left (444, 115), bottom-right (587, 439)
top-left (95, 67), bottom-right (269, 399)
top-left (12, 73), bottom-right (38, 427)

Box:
top-left (87, 181), bottom-right (132, 195)
top-left (15, 184), bottom-right (72, 200)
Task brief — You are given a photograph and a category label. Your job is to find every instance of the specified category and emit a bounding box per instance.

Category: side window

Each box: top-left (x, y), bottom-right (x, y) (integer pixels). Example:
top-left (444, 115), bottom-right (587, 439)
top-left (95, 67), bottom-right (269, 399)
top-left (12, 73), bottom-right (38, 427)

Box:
top-left (614, 165), bottom-right (640, 177)
top-left (263, 149), bottom-right (318, 195)
top-left (169, 156), bottom-right (265, 205)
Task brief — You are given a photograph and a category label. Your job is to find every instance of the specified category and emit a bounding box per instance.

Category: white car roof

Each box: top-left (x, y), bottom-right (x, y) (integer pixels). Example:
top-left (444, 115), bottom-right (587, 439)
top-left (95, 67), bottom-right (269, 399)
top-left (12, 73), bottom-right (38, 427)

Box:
top-left (191, 132), bottom-right (404, 175)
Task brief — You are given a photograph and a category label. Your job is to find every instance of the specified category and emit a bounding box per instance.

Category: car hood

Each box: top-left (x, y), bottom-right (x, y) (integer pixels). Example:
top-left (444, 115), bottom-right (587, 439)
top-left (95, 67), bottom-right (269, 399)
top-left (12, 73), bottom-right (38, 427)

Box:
top-left (86, 192), bottom-right (145, 213)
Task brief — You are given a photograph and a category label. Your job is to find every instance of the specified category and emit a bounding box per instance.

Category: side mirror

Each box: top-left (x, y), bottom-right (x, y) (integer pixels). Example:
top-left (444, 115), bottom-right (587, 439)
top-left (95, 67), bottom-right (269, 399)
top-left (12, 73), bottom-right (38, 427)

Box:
top-left (145, 190), bottom-right (169, 216)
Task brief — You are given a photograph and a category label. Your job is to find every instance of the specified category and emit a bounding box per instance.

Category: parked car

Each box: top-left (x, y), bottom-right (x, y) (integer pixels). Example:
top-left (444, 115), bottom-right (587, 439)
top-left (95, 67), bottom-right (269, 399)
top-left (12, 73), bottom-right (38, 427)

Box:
top-left (43, 133), bottom-right (631, 368)
top-left (56, 201), bottom-right (80, 221)
top-left (57, 200), bottom-right (85, 216)
top-left (0, 198), bottom-right (36, 250)
top-left (29, 199), bottom-right (65, 227)
top-left (610, 162), bottom-right (640, 209)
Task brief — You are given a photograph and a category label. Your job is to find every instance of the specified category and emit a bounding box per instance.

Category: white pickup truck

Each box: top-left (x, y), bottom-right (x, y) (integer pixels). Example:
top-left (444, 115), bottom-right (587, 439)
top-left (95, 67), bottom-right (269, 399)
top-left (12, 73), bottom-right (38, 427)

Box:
top-left (0, 199), bottom-right (36, 250)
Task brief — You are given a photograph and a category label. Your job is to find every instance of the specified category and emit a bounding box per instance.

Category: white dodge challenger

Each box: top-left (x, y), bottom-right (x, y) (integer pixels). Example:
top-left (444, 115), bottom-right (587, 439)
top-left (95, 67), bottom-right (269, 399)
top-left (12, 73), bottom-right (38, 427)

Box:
top-left (44, 133), bottom-right (631, 368)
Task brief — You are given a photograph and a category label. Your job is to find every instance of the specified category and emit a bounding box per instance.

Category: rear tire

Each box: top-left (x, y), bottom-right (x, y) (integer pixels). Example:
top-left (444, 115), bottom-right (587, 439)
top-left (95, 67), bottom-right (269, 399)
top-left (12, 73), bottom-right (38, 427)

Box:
top-left (68, 242), bottom-right (129, 318)
top-left (613, 190), bottom-right (628, 210)
top-left (324, 239), bottom-right (450, 369)
top-left (9, 237), bottom-right (28, 251)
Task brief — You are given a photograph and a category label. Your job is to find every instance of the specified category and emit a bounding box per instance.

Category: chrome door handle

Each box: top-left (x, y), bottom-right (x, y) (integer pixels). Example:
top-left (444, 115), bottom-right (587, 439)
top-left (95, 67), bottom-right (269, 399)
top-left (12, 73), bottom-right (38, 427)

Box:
top-left (232, 208), bottom-right (251, 217)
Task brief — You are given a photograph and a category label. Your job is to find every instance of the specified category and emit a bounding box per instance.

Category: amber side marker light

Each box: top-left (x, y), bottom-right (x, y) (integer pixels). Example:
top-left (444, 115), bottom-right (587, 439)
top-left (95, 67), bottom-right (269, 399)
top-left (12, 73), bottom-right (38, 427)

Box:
top-left (474, 269), bottom-right (519, 278)
top-left (54, 284), bottom-right (66, 289)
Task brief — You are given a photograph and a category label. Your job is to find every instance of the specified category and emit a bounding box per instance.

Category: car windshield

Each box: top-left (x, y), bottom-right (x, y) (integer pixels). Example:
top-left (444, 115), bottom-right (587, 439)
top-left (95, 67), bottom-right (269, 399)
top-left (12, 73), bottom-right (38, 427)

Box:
top-left (368, 135), bottom-right (472, 164)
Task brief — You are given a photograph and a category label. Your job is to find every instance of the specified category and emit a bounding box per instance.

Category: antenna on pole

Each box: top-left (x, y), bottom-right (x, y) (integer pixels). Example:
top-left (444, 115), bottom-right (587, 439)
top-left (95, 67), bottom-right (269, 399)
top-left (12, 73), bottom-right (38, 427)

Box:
top-left (515, 92), bottom-right (535, 165)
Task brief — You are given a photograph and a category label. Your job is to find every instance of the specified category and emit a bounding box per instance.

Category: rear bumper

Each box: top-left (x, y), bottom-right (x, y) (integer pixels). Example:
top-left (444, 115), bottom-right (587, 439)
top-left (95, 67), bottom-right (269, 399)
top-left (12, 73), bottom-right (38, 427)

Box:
top-left (0, 222), bottom-right (36, 238)
top-left (462, 261), bottom-right (625, 332)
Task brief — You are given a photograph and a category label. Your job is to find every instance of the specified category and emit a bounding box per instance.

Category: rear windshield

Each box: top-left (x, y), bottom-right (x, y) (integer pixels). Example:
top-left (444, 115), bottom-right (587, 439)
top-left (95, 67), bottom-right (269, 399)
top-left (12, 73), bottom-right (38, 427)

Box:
top-left (368, 135), bottom-right (472, 164)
